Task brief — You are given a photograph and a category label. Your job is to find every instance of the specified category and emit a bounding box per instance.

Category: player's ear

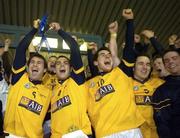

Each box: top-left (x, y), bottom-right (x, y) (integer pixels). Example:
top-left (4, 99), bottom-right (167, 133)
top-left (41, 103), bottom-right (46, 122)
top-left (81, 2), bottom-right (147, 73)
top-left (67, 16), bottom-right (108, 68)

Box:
top-left (70, 66), bottom-right (73, 72)
top-left (44, 68), bottom-right (47, 73)
top-left (93, 61), bottom-right (98, 66)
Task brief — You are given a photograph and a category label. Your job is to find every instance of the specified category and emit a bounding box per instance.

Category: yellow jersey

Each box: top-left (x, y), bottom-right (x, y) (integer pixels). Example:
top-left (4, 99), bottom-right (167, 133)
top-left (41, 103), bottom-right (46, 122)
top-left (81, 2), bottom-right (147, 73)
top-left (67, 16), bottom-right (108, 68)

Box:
top-left (133, 77), bottom-right (164, 138)
top-left (87, 67), bottom-right (144, 138)
top-left (4, 73), bottom-right (51, 138)
top-left (43, 72), bottom-right (58, 90)
top-left (51, 78), bottom-right (92, 138)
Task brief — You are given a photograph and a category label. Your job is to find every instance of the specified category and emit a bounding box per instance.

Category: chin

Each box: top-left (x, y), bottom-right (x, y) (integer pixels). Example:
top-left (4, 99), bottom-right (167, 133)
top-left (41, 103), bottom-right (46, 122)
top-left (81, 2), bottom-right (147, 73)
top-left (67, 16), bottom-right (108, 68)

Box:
top-left (30, 77), bottom-right (39, 81)
top-left (58, 75), bottom-right (68, 80)
top-left (171, 71), bottom-right (179, 75)
top-left (104, 68), bottom-right (112, 72)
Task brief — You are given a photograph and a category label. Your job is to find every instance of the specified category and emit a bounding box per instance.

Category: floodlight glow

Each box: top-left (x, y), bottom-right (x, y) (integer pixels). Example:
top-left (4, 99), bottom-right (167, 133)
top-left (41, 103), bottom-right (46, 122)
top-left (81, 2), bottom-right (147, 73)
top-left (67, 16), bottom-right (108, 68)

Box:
top-left (32, 36), bottom-right (58, 48)
top-left (62, 40), bottom-right (87, 51)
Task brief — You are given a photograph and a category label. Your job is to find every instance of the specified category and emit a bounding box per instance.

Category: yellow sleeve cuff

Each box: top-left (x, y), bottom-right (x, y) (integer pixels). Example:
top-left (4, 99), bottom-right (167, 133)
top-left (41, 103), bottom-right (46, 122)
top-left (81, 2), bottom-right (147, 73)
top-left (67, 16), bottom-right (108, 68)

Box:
top-left (12, 66), bottom-right (26, 74)
top-left (122, 59), bottom-right (134, 67)
top-left (110, 33), bottom-right (117, 38)
top-left (73, 66), bottom-right (84, 74)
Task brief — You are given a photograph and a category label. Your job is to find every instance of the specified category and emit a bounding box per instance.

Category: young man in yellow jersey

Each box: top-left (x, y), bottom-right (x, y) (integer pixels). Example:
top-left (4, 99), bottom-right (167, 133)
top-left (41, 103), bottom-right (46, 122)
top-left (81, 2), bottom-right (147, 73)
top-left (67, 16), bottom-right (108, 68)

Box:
top-left (86, 9), bottom-right (144, 138)
top-left (106, 8), bottom-right (164, 138)
top-left (43, 55), bottom-right (58, 90)
top-left (104, 9), bottom-right (164, 138)
top-left (133, 54), bottom-right (164, 138)
top-left (4, 19), bottom-right (51, 138)
top-left (49, 22), bottom-right (92, 138)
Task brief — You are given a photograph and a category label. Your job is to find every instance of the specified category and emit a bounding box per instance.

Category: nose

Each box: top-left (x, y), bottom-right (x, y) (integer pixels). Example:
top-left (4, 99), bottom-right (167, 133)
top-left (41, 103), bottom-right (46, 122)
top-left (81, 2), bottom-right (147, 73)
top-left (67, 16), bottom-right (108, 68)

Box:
top-left (59, 63), bottom-right (65, 67)
top-left (142, 64), bottom-right (148, 69)
top-left (105, 54), bottom-right (111, 58)
top-left (154, 64), bottom-right (159, 69)
top-left (52, 61), bottom-right (56, 64)
top-left (32, 62), bottom-right (38, 67)
top-left (168, 58), bottom-right (174, 64)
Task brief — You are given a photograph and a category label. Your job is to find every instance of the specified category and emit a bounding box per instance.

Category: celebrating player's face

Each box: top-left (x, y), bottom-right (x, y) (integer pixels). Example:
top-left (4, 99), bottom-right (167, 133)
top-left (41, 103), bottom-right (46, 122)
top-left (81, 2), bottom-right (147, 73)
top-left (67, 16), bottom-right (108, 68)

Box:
top-left (153, 57), bottom-right (169, 77)
top-left (55, 57), bottom-right (70, 80)
top-left (163, 51), bottom-right (180, 75)
top-left (47, 56), bottom-right (57, 73)
top-left (134, 56), bottom-right (151, 81)
top-left (94, 50), bottom-right (113, 72)
top-left (28, 57), bottom-right (46, 81)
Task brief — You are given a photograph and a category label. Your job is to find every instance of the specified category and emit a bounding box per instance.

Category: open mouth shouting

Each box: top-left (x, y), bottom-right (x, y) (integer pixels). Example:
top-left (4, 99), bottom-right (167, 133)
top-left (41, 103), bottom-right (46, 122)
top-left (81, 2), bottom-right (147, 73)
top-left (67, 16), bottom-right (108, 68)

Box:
top-left (32, 68), bottom-right (39, 75)
top-left (59, 69), bottom-right (66, 73)
top-left (50, 64), bottom-right (56, 68)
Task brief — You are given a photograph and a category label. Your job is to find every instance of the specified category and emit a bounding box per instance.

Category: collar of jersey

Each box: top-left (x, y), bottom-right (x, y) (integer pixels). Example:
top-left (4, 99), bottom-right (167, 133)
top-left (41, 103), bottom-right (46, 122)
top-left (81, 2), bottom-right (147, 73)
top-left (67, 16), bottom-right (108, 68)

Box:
top-left (98, 71), bottom-right (107, 76)
top-left (58, 77), bottom-right (70, 84)
top-left (133, 76), bottom-right (150, 84)
top-left (29, 78), bottom-right (42, 85)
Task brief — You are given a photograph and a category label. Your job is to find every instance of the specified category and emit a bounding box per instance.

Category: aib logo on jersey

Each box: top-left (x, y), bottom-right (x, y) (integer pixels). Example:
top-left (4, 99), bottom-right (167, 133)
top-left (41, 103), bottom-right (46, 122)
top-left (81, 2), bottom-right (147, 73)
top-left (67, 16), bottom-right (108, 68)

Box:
top-left (135, 95), bottom-right (152, 105)
top-left (19, 96), bottom-right (43, 115)
top-left (95, 84), bottom-right (115, 101)
top-left (52, 95), bottom-right (71, 113)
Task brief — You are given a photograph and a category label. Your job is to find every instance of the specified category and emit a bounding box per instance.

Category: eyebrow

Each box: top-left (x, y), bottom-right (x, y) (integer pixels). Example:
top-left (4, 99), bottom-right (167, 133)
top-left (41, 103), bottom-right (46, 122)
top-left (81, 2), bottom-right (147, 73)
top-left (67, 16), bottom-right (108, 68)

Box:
top-left (99, 52), bottom-right (110, 55)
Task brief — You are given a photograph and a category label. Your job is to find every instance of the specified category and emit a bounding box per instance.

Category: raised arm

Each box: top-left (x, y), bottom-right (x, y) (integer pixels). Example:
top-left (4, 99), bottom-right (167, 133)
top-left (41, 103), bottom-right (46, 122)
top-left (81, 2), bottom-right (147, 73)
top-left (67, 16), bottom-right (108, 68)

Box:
top-left (87, 42), bottom-right (98, 77)
top-left (134, 34), bottom-right (149, 54)
top-left (121, 9), bottom-right (136, 64)
top-left (108, 21), bottom-right (120, 67)
top-left (141, 30), bottom-right (165, 55)
top-left (119, 9), bottom-right (135, 77)
top-left (11, 20), bottom-right (39, 85)
top-left (50, 22), bottom-right (85, 84)
top-left (168, 34), bottom-right (178, 49)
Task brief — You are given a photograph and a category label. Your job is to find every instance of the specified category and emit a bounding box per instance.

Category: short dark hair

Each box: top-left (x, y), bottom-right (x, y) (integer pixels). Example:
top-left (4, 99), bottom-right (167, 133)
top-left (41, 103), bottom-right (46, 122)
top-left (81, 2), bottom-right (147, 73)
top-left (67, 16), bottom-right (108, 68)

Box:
top-left (163, 48), bottom-right (180, 57)
top-left (162, 48), bottom-right (180, 63)
top-left (135, 53), bottom-right (151, 63)
top-left (48, 55), bottom-right (57, 60)
top-left (27, 53), bottom-right (47, 69)
top-left (93, 47), bottom-right (111, 61)
top-left (152, 54), bottom-right (162, 62)
top-left (56, 55), bottom-right (70, 64)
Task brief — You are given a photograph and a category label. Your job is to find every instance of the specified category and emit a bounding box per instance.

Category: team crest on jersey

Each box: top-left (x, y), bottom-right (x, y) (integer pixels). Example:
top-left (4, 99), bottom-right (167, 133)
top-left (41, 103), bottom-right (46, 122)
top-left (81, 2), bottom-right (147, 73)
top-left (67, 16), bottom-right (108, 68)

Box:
top-left (24, 83), bottom-right (31, 89)
top-left (133, 86), bottom-right (139, 91)
top-left (52, 95), bottom-right (71, 113)
top-left (135, 95), bottom-right (152, 105)
top-left (18, 96), bottom-right (43, 115)
top-left (24, 83), bottom-right (38, 90)
top-left (95, 84), bottom-right (115, 101)
top-left (89, 81), bottom-right (96, 88)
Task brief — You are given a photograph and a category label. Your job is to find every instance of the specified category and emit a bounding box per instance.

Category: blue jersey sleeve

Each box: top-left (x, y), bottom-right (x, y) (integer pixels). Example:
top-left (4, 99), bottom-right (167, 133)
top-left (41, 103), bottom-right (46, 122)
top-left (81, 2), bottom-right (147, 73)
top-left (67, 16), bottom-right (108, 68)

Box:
top-left (150, 37), bottom-right (165, 55)
top-left (119, 19), bottom-right (135, 77)
top-left (87, 49), bottom-right (98, 77)
top-left (58, 29), bottom-right (85, 85)
top-left (122, 19), bottom-right (136, 63)
top-left (11, 28), bottom-right (38, 85)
